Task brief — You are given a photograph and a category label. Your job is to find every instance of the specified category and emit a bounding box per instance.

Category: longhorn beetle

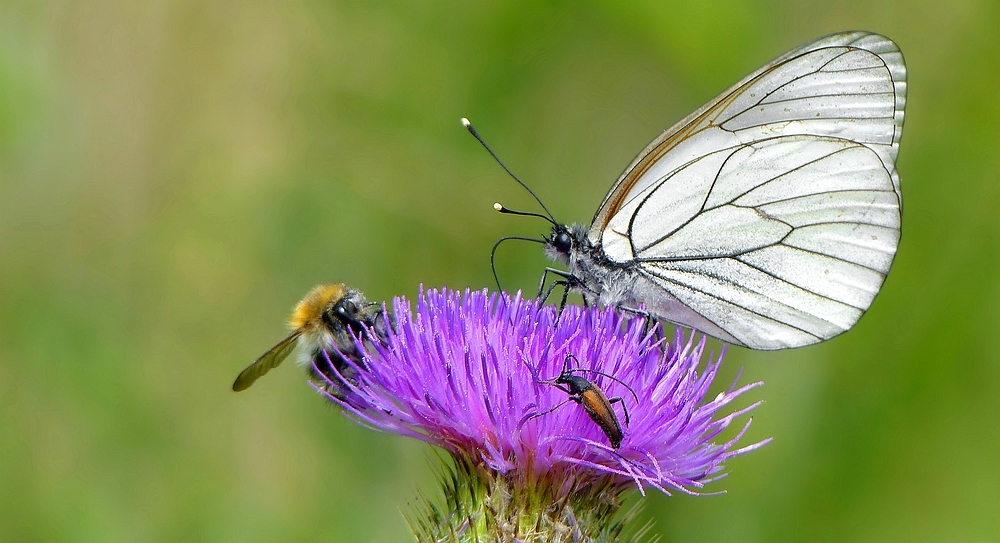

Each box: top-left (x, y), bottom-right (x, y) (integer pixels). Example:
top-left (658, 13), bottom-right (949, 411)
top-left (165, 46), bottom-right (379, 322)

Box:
top-left (529, 354), bottom-right (639, 449)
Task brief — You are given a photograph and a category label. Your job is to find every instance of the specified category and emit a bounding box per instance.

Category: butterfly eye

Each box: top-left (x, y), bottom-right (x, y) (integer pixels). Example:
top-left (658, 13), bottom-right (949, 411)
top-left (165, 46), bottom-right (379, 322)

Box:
top-left (552, 230), bottom-right (573, 254)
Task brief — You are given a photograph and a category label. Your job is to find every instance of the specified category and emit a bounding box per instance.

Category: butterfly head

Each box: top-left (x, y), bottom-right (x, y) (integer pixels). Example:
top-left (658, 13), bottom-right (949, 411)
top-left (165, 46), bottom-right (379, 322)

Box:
top-left (544, 223), bottom-right (590, 267)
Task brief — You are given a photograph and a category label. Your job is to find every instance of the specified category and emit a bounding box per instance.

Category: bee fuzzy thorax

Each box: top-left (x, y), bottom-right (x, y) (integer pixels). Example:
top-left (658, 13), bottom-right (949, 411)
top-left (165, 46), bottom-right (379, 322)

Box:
top-left (290, 283), bottom-right (349, 330)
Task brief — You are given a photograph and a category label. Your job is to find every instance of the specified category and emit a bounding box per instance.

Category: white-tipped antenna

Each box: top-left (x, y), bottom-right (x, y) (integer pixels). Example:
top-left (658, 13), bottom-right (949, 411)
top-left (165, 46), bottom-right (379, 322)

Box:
top-left (494, 201), bottom-right (557, 227)
top-left (461, 117), bottom-right (557, 223)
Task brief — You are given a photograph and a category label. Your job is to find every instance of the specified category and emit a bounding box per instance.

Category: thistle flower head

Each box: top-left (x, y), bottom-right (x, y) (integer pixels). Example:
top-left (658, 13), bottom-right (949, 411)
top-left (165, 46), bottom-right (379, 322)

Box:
top-left (314, 287), bottom-right (767, 497)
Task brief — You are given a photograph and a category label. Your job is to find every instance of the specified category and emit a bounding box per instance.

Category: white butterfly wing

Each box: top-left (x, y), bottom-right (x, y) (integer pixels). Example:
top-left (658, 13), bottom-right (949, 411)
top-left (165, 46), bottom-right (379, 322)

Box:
top-left (589, 32), bottom-right (905, 350)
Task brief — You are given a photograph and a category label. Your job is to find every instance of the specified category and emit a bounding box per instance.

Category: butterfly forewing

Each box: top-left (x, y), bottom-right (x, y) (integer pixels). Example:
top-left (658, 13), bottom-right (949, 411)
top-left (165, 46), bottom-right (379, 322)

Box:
top-left (589, 31), bottom-right (906, 350)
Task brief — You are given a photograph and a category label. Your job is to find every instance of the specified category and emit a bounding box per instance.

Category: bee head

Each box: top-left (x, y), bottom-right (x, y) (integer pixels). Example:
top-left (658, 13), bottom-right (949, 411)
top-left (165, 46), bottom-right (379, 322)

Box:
top-left (327, 292), bottom-right (363, 329)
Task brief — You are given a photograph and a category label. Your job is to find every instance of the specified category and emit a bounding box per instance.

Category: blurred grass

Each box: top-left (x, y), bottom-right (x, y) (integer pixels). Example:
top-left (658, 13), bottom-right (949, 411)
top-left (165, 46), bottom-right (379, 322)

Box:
top-left (1, 0), bottom-right (998, 541)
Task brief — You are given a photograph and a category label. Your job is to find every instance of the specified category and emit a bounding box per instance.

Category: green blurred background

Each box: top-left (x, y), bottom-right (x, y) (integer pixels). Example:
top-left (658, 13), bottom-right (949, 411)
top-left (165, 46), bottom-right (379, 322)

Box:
top-left (1, 0), bottom-right (997, 541)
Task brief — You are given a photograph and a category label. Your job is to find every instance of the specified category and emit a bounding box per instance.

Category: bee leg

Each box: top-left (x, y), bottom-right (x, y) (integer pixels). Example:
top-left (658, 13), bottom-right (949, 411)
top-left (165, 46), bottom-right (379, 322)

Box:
top-left (609, 396), bottom-right (630, 427)
top-left (372, 306), bottom-right (396, 341)
top-left (309, 363), bottom-right (347, 401)
top-left (310, 349), bottom-right (363, 401)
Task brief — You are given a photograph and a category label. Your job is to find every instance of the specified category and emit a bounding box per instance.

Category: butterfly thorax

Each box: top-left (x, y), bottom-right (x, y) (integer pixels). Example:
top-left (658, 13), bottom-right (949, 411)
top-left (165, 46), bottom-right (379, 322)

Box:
top-left (544, 223), bottom-right (639, 310)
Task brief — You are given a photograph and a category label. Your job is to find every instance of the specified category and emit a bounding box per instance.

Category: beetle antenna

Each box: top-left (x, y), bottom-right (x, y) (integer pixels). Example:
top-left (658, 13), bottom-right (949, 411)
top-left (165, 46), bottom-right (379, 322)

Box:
top-left (563, 352), bottom-right (576, 374)
top-left (565, 369), bottom-right (640, 404)
top-left (563, 354), bottom-right (639, 404)
top-left (462, 117), bottom-right (558, 223)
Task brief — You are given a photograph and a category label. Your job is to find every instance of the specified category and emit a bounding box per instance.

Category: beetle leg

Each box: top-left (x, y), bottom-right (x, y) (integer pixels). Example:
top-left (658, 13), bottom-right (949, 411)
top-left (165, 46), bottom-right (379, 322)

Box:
top-left (526, 396), bottom-right (579, 421)
top-left (609, 396), bottom-right (630, 427)
top-left (552, 383), bottom-right (574, 396)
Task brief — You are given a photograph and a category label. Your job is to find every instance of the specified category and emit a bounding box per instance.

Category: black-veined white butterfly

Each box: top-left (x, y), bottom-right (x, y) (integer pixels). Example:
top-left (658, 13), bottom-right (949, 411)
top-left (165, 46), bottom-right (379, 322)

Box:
top-left (466, 31), bottom-right (905, 350)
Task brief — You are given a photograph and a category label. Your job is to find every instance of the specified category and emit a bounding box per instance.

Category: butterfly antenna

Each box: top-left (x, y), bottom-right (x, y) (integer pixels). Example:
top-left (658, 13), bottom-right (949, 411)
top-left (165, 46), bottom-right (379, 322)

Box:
top-left (491, 235), bottom-right (546, 294)
top-left (461, 117), bottom-right (558, 223)
top-left (493, 202), bottom-right (558, 228)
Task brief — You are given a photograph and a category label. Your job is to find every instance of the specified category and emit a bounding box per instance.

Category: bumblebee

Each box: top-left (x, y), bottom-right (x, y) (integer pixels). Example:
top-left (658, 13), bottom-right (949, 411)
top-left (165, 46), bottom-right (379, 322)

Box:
top-left (232, 283), bottom-right (386, 397)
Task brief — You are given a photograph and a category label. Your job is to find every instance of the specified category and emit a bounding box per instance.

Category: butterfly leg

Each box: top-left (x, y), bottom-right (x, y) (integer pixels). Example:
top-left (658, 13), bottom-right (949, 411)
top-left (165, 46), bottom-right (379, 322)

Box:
top-left (537, 267), bottom-right (576, 298)
top-left (556, 280), bottom-right (572, 316)
top-left (546, 278), bottom-right (577, 321)
top-left (616, 305), bottom-right (657, 335)
top-left (609, 396), bottom-right (630, 427)
top-left (538, 279), bottom-right (563, 306)
top-left (617, 305), bottom-right (651, 319)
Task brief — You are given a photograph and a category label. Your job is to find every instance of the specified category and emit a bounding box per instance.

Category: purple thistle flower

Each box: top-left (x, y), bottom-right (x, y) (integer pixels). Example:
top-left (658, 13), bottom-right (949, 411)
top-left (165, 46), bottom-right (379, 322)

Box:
top-left (313, 287), bottom-right (768, 498)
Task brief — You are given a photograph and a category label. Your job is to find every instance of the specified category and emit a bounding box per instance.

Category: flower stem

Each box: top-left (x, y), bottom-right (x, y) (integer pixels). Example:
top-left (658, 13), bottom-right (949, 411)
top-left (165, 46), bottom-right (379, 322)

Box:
top-left (406, 456), bottom-right (653, 543)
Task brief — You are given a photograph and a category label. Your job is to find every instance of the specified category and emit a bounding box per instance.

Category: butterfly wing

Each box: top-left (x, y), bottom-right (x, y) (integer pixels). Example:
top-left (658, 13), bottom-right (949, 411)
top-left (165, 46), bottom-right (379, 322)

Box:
top-left (232, 331), bottom-right (302, 391)
top-left (589, 32), bottom-right (905, 350)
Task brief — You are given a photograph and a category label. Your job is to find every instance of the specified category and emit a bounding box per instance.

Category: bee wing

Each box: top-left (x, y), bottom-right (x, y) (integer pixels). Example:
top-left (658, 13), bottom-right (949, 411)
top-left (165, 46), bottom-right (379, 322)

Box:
top-left (232, 331), bottom-right (302, 391)
top-left (590, 32), bottom-right (905, 350)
